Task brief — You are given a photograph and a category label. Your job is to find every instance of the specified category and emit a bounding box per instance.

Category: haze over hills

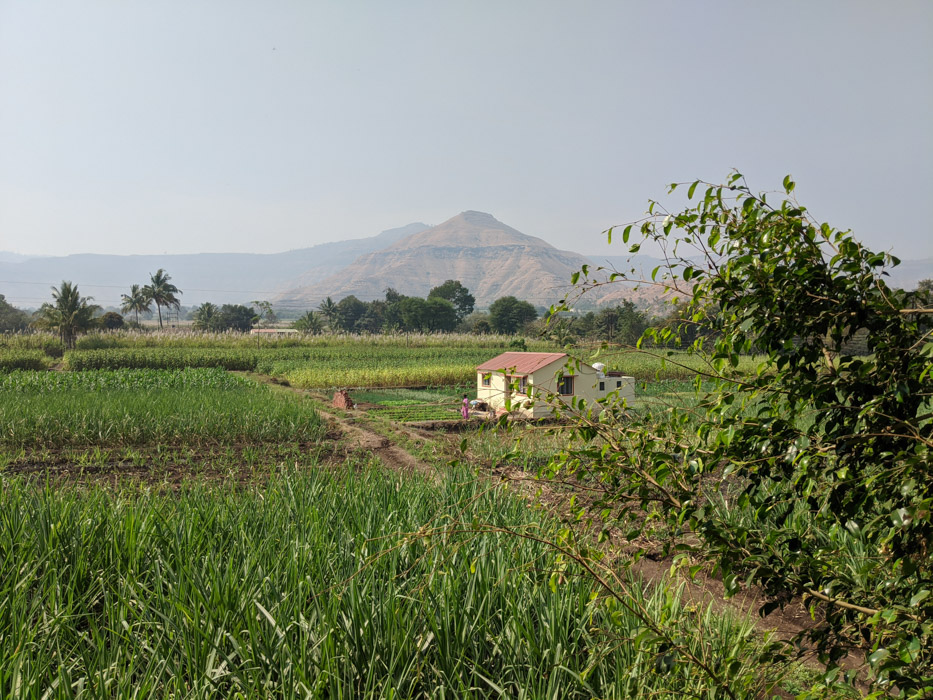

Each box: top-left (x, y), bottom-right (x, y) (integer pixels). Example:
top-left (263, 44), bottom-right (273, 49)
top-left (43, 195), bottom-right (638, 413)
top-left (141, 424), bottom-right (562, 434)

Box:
top-left (2, 215), bottom-right (930, 313)
top-left (274, 211), bottom-right (602, 309)
top-left (0, 223), bottom-right (427, 308)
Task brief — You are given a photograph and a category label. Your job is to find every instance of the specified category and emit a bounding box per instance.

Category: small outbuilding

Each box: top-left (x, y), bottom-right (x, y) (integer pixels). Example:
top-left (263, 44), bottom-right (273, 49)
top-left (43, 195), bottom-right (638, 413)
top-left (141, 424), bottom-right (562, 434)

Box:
top-left (475, 352), bottom-right (635, 419)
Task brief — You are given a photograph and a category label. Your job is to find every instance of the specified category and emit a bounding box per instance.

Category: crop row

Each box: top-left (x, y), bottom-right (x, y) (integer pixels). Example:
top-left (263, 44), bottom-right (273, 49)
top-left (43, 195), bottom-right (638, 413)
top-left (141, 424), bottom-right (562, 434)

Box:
top-left (0, 369), bottom-right (324, 448)
top-left (0, 349), bottom-right (50, 372)
top-left (3, 330), bottom-right (555, 353)
top-left (0, 367), bottom-right (248, 393)
top-left (596, 349), bottom-right (763, 380)
top-left (0, 464), bottom-right (775, 697)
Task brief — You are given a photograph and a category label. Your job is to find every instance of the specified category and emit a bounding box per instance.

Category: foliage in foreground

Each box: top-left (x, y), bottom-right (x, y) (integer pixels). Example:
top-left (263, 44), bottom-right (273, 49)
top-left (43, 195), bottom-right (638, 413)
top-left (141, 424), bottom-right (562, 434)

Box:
top-left (551, 174), bottom-right (933, 695)
top-left (0, 465), bottom-right (785, 698)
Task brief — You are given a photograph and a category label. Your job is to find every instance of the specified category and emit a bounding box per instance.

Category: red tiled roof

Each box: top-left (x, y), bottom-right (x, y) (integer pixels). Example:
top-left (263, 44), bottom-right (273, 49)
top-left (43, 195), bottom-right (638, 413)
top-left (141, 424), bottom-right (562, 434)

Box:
top-left (476, 352), bottom-right (569, 375)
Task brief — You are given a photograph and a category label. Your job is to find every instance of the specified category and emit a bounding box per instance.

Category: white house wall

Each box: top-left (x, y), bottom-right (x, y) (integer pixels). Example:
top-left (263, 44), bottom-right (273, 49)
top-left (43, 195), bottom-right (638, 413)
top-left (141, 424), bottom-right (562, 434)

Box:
top-left (477, 361), bottom-right (635, 419)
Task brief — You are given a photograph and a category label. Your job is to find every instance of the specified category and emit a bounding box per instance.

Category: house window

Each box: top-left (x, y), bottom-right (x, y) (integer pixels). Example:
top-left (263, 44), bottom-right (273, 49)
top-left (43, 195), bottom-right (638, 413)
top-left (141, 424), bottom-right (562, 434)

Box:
top-left (616, 380), bottom-right (622, 388)
top-left (557, 375), bottom-right (574, 396)
top-left (518, 376), bottom-right (528, 394)
top-left (481, 373), bottom-right (491, 387)
top-left (599, 381), bottom-right (605, 392)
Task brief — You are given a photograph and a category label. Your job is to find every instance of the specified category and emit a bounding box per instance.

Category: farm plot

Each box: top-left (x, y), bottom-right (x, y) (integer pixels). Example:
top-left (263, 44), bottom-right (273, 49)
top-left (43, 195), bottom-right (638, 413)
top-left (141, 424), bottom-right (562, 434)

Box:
top-left (0, 368), bottom-right (326, 449)
top-left (354, 386), bottom-right (475, 422)
top-left (259, 347), bottom-right (496, 389)
top-left (62, 344), bottom-right (518, 389)
top-left (0, 461), bottom-right (782, 698)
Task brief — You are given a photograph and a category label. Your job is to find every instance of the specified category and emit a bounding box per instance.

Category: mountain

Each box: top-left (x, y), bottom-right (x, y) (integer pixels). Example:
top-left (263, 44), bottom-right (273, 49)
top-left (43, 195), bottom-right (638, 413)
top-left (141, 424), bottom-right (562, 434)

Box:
top-left (0, 223), bottom-right (427, 308)
top-left (275, 211), bottom-right (602, 309)
top-left (0, 252), bottom-right (44, 264)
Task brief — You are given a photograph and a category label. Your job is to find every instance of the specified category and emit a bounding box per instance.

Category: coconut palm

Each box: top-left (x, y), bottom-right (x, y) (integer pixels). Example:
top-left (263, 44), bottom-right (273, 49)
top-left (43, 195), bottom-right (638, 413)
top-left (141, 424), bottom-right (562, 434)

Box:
top-left (120, 284), bottom-right (152, 326)
top-left (318, 297), bottom-right (339, 329)
top-left (191, 302), bottom-right (220, 331)
top-left (144, 269), bottom-right (182, 329)
top-left (33, 281), bottom-right (100, 349)
top-left (292, 310), bottom-right (323, 335)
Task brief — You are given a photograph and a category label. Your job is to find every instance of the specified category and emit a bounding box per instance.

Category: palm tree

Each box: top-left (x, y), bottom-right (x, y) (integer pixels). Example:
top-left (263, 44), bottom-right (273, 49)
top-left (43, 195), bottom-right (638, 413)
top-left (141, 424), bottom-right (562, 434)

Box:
top-left (33, 281), bottom-right (100, 349)
top-left (144, 269), bottom-right (182, 329)
top-left (292, 310), bottom-right (323, 335)
top-left (191, 302), bottom-right (219, 331)
top-left (120, 284), bottom-right (152, 326)
top-left (318, 297), bottom-right (338, 330)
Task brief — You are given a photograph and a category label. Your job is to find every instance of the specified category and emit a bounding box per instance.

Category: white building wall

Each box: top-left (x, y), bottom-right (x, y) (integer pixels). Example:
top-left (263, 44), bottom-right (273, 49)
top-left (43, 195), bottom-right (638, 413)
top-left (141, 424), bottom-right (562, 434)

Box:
top-left (477, 361), bottom-right (636, 419)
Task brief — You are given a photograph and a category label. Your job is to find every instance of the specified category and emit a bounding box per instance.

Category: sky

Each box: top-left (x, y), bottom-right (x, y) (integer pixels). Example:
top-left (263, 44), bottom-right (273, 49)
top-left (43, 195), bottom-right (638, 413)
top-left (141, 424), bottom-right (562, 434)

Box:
top-left (0, 1), bottom-right (931, 260)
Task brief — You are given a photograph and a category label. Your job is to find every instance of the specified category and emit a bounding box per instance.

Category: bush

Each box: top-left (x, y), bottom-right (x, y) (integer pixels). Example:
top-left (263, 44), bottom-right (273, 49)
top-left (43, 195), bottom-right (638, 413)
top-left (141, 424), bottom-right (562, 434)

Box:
top-left (553, 174), bottom-right (933, 695)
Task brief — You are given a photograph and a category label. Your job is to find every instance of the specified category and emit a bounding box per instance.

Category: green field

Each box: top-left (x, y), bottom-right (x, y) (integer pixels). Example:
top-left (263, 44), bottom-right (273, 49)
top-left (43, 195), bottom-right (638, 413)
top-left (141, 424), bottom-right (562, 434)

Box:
top-left (0, 461), bottom-right (779, 698)
top-left (353, 386), bottom-right (474, 421)
top-left (0, 333), bottom-right (825, 697)
top-left (0, 368), bottom-right (326, 448)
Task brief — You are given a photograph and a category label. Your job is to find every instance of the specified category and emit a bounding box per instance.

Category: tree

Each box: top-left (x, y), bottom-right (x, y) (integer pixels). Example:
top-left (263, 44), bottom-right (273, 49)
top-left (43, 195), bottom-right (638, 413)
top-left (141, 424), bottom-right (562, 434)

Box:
top-left (33, 281), bottom-right (100, 349)
top-left (251, 300), bottom-right (277, 328)
top-left (99, 311), bottom-right (125, 330)
top-left (144, 269), bottom-right (181, 329)
top-left (335, 295), bottom-right (367, 332)
top-left (0, 294), bottom-right (29, 332)
top-left (916, 278), bottom-right (933, 307)
top-left (596, 301), bottom-right (647, 344)
top-left (318, 297), bottom-right (339, 329)
top-left (394, 297), bottom-right (427, 331)
top-left (191, 302), bottom-right (221, 331)
top-left (424, 297), bottom-right (458, 332)
top-left (428, 280), bottom-right (475, 321)
top-left (216, 304), bottom-right (257, 332)
top-left (120, 284), bottom-right (152, 326)
top-left (357, 301), bottom-right (387, 333)
top-left (554, 174), bottom-right (933, 693)
top-left (488, 296), bottom-right (538, 334)
top-left (292, 310), bottom-right (323, 334)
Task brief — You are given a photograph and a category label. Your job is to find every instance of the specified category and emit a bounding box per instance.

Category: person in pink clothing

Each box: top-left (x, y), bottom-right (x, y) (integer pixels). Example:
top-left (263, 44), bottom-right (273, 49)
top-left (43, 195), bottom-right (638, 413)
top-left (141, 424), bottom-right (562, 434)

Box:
top-left (461, 394), bottom-right (469, 419)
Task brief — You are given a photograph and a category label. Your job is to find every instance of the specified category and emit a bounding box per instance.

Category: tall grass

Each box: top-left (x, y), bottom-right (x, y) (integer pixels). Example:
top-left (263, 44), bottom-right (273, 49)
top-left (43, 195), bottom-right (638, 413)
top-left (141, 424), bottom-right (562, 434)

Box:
top-left (0, 369), bottom-right (325, 448)
top-left (72, 329), bottom-right (557, 350)
top-left (0, 350), bottom-right (50, 372)
top-left (585, 347), bottom-right (762, 380)
top-left (0, 464), bottom-right (779, 698)
top-left (64, 346), bottom-right (501, 388)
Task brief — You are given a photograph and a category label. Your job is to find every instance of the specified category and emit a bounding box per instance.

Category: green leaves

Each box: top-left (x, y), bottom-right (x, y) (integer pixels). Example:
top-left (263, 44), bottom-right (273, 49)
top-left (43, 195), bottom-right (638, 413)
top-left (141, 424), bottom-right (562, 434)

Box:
top-left (556, 172), bottom-right (933, 693)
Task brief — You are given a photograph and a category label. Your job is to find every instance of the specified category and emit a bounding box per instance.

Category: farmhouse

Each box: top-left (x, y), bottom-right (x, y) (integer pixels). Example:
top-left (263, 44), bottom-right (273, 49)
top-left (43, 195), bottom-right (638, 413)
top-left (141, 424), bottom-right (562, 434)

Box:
top-left (476, 352), bottom-right (635, 419)
top-left (249, 328), bottom-right (299, 337)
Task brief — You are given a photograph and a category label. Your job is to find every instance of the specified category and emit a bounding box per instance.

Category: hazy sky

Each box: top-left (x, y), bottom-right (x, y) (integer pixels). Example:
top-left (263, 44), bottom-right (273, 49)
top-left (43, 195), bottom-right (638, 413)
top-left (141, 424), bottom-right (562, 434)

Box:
top-left (1, 1), bottom-right (931, 259)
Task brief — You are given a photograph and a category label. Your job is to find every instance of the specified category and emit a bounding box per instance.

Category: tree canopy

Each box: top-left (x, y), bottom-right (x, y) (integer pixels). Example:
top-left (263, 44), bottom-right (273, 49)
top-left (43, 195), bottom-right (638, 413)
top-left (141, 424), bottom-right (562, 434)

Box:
top-left (0, 294), bottom-right (29, 332)
top-left (32, 281), bottom-right (100, 348)
top-left (428, 280), bottom-right (475, 321)
top-left (144, 269), bottom-right (182, 329)
top-left (489, 296), bottom-right (538, 334)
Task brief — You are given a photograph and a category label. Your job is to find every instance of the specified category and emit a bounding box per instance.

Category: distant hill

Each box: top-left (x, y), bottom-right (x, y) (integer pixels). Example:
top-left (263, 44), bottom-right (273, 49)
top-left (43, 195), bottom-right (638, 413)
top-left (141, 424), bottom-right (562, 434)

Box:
top-left (275, 211), bottom-right (624, 309)
top-left (0, 223), bottom-right (427, 308)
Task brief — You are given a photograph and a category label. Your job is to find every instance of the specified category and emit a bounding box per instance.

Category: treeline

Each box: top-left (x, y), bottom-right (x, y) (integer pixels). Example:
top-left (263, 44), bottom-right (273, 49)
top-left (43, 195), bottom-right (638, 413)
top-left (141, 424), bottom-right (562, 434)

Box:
top-left (280, 281), bottom-right (540, 335)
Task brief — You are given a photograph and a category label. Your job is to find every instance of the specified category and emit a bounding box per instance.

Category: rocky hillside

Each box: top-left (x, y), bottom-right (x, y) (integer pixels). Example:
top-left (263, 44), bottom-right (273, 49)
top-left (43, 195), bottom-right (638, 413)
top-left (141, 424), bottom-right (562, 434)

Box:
top-left (276, 211), bottom-right (605, 308)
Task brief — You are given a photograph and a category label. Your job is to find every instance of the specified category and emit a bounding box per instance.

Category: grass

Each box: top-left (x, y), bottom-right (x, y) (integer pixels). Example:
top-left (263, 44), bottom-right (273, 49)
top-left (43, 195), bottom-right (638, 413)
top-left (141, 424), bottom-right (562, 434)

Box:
top-left (62, 344), bottom-right (518, 388)
top-left (0, 349), bottom-right (50, 372)
top-left (583, 347), bottom-right (764, 381)
top-left (354, 386), bottom-right (476, 422)
top-left (0, 462), bottom-right (784, 698)
top-left (0, 368), bottom-right (326, 448)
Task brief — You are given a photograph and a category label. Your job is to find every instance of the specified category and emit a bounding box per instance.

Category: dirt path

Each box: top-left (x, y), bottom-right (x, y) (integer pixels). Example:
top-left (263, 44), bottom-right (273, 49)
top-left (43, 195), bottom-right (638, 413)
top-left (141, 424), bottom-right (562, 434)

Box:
top-left (243, 374), bottom-right (439, 481)
top-left (246, 375), bottom-right (860, 681)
